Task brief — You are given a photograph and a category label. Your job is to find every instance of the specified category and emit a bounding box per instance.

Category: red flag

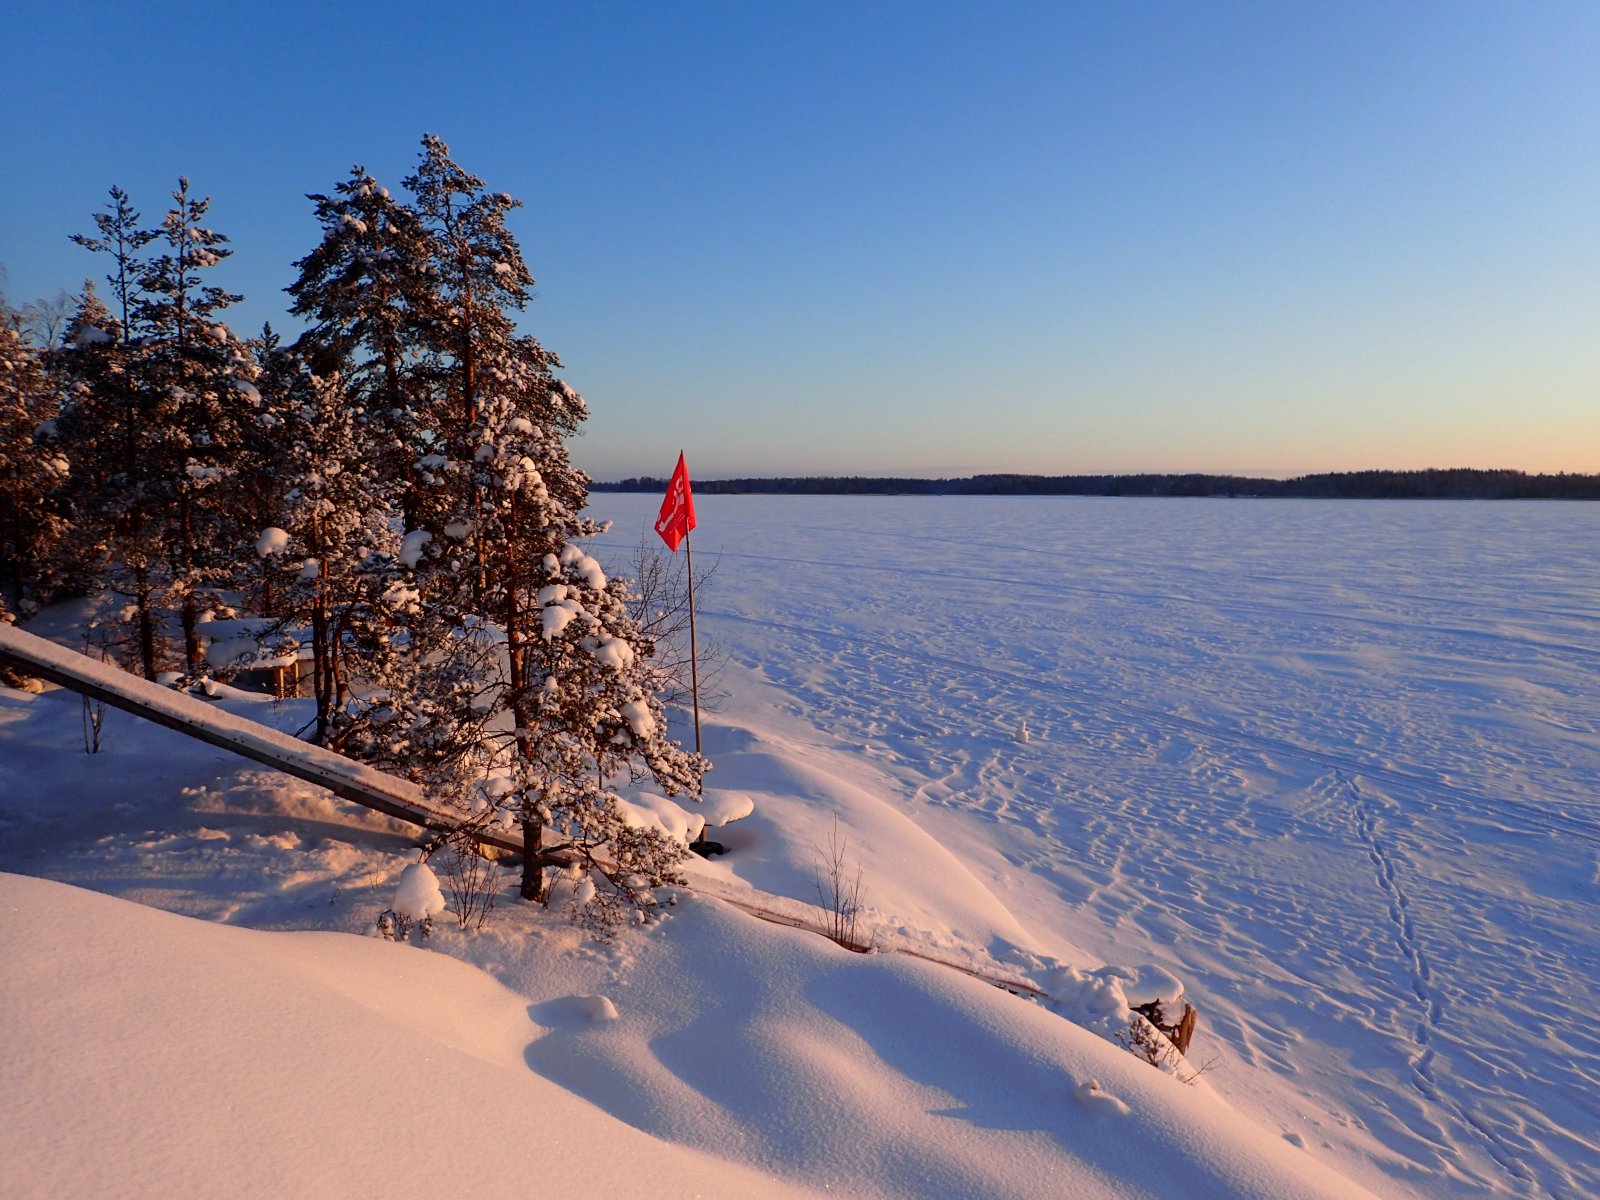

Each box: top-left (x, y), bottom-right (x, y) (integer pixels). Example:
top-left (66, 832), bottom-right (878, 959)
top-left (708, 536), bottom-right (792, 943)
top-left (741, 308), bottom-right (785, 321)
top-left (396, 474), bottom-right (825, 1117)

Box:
top-left (654, 452), bottom-right (696, 552)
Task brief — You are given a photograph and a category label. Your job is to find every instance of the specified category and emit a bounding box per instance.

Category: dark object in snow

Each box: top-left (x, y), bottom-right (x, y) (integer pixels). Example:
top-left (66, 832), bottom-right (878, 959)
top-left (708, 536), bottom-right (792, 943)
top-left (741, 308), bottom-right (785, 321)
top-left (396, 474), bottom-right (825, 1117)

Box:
top-left (692, 791), bottom-right (753, 859)
top-left (1133, 998), bottom-right (1198, 1056)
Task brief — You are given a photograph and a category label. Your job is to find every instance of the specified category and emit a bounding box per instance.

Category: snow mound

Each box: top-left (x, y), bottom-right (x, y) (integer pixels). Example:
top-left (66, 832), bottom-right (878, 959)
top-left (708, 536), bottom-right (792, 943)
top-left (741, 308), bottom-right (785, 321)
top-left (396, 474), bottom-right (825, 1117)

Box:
top-left (392, 861), bottom-right (445, 920)
top-left (1075, 1078), bottom-right (1131, 1115)
top-left (617, 791), bottom-right (704, 844)
top-left (578, 993), bottom-right (619, 1022)
top-left (0, 873), bottom-right (824, 1200)
top-left (255, 526), bottom-right (289, 557)
top-left (699, 789), bottom-right (755, 826)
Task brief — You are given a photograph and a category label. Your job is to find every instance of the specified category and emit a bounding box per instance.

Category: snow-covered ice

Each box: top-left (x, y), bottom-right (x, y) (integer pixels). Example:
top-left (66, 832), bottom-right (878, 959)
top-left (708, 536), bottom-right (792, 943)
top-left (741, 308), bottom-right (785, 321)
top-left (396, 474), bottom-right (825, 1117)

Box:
top-left (587, 493), bottom-right (1600, 1200)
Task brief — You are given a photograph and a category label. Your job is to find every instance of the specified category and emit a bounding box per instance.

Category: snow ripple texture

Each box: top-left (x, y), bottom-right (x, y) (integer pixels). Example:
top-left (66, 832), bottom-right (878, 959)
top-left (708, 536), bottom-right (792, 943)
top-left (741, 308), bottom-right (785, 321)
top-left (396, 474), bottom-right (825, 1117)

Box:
top-left (592, 493), bottom-right (1600, 1200)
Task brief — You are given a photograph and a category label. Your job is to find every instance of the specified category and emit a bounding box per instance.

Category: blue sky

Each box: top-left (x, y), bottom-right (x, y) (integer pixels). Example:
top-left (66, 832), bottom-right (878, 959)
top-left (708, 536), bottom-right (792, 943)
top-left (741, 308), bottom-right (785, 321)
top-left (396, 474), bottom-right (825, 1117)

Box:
top-left (3, 2), bottom-right (1597, 479)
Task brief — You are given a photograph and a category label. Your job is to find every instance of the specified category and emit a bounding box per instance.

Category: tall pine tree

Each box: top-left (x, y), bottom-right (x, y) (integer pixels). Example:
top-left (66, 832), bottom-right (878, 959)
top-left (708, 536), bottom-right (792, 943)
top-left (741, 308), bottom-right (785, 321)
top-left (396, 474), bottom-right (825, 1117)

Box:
top-left (131, 178), bottom-right (259, 673)
top-left (59, 182), bottom-right (257, 676)
top-left (357, 136), bottom-right (706, 921)
top-left (0, 311), bottom-right (68, 613)
top-left (286, 167), bottom-right (437, 528)
top-left (60, 192), bottom-right (166, 674)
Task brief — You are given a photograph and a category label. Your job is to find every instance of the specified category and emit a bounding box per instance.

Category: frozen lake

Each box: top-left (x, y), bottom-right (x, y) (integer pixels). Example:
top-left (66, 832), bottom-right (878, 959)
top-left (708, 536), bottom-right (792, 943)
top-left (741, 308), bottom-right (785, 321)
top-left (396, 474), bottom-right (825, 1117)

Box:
top-left (591, 493), bottom-right (1600, 1199)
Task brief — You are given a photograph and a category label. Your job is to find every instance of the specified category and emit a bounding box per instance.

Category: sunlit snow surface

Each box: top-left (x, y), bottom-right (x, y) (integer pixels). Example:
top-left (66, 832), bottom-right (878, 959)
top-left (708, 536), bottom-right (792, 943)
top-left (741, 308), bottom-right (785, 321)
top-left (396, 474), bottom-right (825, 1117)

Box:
top-left (589, 494), bottom-right (1600, 1199)
top-left (2, 495), bottom-right (1596, 1199)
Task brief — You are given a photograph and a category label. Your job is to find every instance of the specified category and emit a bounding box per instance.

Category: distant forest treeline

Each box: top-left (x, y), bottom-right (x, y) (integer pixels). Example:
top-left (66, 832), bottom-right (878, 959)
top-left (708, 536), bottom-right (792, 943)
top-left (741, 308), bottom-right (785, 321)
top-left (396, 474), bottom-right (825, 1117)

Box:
top-left (598, 468), bottom-right (1600, 501)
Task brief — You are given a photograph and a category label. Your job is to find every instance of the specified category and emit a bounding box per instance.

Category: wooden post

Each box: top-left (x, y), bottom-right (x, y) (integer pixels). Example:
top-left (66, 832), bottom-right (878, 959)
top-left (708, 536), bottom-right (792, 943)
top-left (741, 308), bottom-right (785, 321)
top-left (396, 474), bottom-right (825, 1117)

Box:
top-left (685, 529), bottom-right (702, 763)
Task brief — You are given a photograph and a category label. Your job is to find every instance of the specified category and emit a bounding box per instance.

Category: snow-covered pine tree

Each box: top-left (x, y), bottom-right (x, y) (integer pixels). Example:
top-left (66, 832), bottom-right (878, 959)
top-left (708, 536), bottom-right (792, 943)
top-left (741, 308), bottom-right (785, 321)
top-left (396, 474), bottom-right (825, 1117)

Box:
top-left (401, 134), bottom-right (541, 560)
top-left (131, 178), bottom-right (260, 675)
top-left (69, 187), bottom-right (157, 351)
top-left (286, 166), bottom-right (437, 529)
top-left (509, 532), bottom-right (705, 926)
top-left (248, 358), bottom-right (401, 744)
top-left (53, 283), bottom-right (172, 676)
top-left (450, 374), bottom-right (701, 917)
top-left (0, 311), bottom-right (69, 614)
top-left (381, 135), bottom-right (704, 925)
top-left (59, 193), bottom-right (168, 675)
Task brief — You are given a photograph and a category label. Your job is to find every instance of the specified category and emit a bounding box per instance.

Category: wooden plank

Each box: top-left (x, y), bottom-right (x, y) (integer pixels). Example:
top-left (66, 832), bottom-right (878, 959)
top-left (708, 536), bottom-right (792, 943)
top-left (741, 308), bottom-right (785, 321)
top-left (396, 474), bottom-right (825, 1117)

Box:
top-left (0, 624), bottom-right (523, 853)
top-left (2, 625), bottom-right (1062, 1010)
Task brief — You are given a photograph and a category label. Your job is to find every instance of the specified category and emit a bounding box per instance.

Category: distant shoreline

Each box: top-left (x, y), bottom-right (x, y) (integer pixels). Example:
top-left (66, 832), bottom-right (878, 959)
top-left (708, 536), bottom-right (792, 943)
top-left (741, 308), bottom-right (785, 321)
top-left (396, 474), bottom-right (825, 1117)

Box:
top-left (595, 468), bottom-right (1600, 501)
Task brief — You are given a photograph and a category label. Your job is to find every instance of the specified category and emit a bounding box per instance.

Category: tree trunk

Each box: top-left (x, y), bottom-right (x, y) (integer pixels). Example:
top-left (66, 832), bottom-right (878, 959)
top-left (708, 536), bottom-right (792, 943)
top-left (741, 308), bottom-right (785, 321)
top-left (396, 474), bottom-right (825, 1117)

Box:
top-left (178, 491), bottom-right (200, 673)
top-left (135, 568), bottom-right (157, 680)
top-left (520, 815), bottom-right (544, 902)
top-left (311, 592), bottom-right (330, 743)
top-left (181, 591), bottom-right (200, 676)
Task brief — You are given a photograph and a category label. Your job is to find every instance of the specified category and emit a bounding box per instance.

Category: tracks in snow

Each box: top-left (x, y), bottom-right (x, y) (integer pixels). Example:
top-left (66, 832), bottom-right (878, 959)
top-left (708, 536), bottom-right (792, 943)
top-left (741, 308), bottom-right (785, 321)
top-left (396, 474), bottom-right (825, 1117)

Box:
top-left (711, 607), bottom-right (1600, 852)
top-left (1340, 772), bottom-right (1534, 1189)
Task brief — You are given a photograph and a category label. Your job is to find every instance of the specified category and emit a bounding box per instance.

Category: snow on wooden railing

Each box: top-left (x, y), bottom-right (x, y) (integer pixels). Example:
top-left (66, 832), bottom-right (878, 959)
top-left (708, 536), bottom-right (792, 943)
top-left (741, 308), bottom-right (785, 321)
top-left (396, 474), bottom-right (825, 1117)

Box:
top-left (0, 623), bottom-right (523, 853)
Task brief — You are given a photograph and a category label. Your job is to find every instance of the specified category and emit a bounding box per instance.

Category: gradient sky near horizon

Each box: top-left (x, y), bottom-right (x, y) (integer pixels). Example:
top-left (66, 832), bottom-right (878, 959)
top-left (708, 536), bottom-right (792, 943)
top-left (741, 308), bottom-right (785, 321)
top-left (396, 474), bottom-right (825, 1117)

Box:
top-left (4, 2), bottom-right (1598, 480)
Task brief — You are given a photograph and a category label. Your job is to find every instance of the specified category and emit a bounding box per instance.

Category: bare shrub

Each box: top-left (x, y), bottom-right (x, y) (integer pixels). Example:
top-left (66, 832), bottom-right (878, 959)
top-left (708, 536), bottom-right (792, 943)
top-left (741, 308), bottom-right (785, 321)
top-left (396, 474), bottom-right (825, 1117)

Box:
top-left (432, 826), bottom-right (503, 931)
top-left (376, 908), bottom-right (414, 940)
top-left (1133, 997), bottom-right (1198, 1056)
top-left (625, 532), bottom-right (728, 713)
top-left (80, 635), bottom-right (109, 754)
top-left (814, 817), bottom-right (872, 952)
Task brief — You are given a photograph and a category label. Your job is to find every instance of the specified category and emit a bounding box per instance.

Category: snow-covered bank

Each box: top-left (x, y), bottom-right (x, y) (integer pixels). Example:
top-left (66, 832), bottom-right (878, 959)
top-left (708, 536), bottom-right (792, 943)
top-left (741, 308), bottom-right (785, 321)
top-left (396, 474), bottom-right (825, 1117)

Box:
top-left (0, 625), bottom-right (1369, 1199)
top-left (0, 872), bottom-right (823, 1200)
top-left (1, 871), bottom-right (1368, 1199)
top-left (587, 494), bottom-right (1600, 1199)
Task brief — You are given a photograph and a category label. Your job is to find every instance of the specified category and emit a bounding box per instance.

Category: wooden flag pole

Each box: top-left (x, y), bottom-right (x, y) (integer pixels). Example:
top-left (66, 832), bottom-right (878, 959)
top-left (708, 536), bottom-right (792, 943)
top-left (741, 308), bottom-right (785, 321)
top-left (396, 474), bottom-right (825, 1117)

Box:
top-left (685, 527), bottom-right (703, 764)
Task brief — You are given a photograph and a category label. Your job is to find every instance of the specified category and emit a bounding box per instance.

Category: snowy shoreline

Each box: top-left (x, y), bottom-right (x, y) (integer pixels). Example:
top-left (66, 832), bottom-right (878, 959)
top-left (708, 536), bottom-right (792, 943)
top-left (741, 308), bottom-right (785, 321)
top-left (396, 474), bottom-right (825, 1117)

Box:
top-left (4, 494), bottom-right (1596, 1198)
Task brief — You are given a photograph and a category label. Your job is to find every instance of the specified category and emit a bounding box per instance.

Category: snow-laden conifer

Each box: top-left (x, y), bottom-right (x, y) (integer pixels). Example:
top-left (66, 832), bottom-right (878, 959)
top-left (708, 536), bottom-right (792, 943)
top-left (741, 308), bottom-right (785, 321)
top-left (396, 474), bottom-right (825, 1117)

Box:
top-left (244, 358), bottom-right (401, 743)
top-left (0, 313), bottom-right (68, 613)
top-left (68, 186), bottom-right (157, 348)
top-left (59, 184), bottom-right (257, 677)
top-left (456, 378), bottom-right (703, 918)
top-left (52, 282), bottom-right (166, 675)
top-left (331, 136), bottom-right (709, 927)
top-left (286, 167), bottom-right (437, 528)
top-left (59, 193), bottom-right (167, 674)
top-left (130, 178), bottom-right (259, 674)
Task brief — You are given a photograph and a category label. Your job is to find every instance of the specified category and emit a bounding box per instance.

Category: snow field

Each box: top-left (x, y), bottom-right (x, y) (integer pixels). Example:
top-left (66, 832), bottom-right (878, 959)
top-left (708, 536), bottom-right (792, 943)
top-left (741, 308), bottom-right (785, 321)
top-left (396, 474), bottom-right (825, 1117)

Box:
top-left (588, 493), bottom-right (1600, 1200)
top-left (2, 493), bottom-right (1594, 1198)
top-left (1, 869), bottom-right (1369, 1200)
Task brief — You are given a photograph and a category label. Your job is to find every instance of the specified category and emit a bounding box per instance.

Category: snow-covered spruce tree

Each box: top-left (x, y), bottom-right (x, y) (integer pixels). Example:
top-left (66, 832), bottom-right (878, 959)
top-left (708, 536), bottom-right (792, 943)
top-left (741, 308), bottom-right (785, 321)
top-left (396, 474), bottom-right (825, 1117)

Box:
top-left (0, 312), bottom-right (69, 613)
top-left (379, 135), bottom-right (704, 925)
top-left (130, 178), bottom-right (260, 675)
top-left (286, 166), bottom-right (438, 529)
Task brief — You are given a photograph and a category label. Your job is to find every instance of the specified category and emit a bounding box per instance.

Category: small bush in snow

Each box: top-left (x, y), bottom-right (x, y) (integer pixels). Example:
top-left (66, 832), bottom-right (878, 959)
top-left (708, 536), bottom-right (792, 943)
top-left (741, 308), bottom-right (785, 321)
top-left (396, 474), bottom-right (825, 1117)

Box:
top-left (814, 817), bottom-right (873, 953)
top-left (429, 826), bottom-right (503, 931)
